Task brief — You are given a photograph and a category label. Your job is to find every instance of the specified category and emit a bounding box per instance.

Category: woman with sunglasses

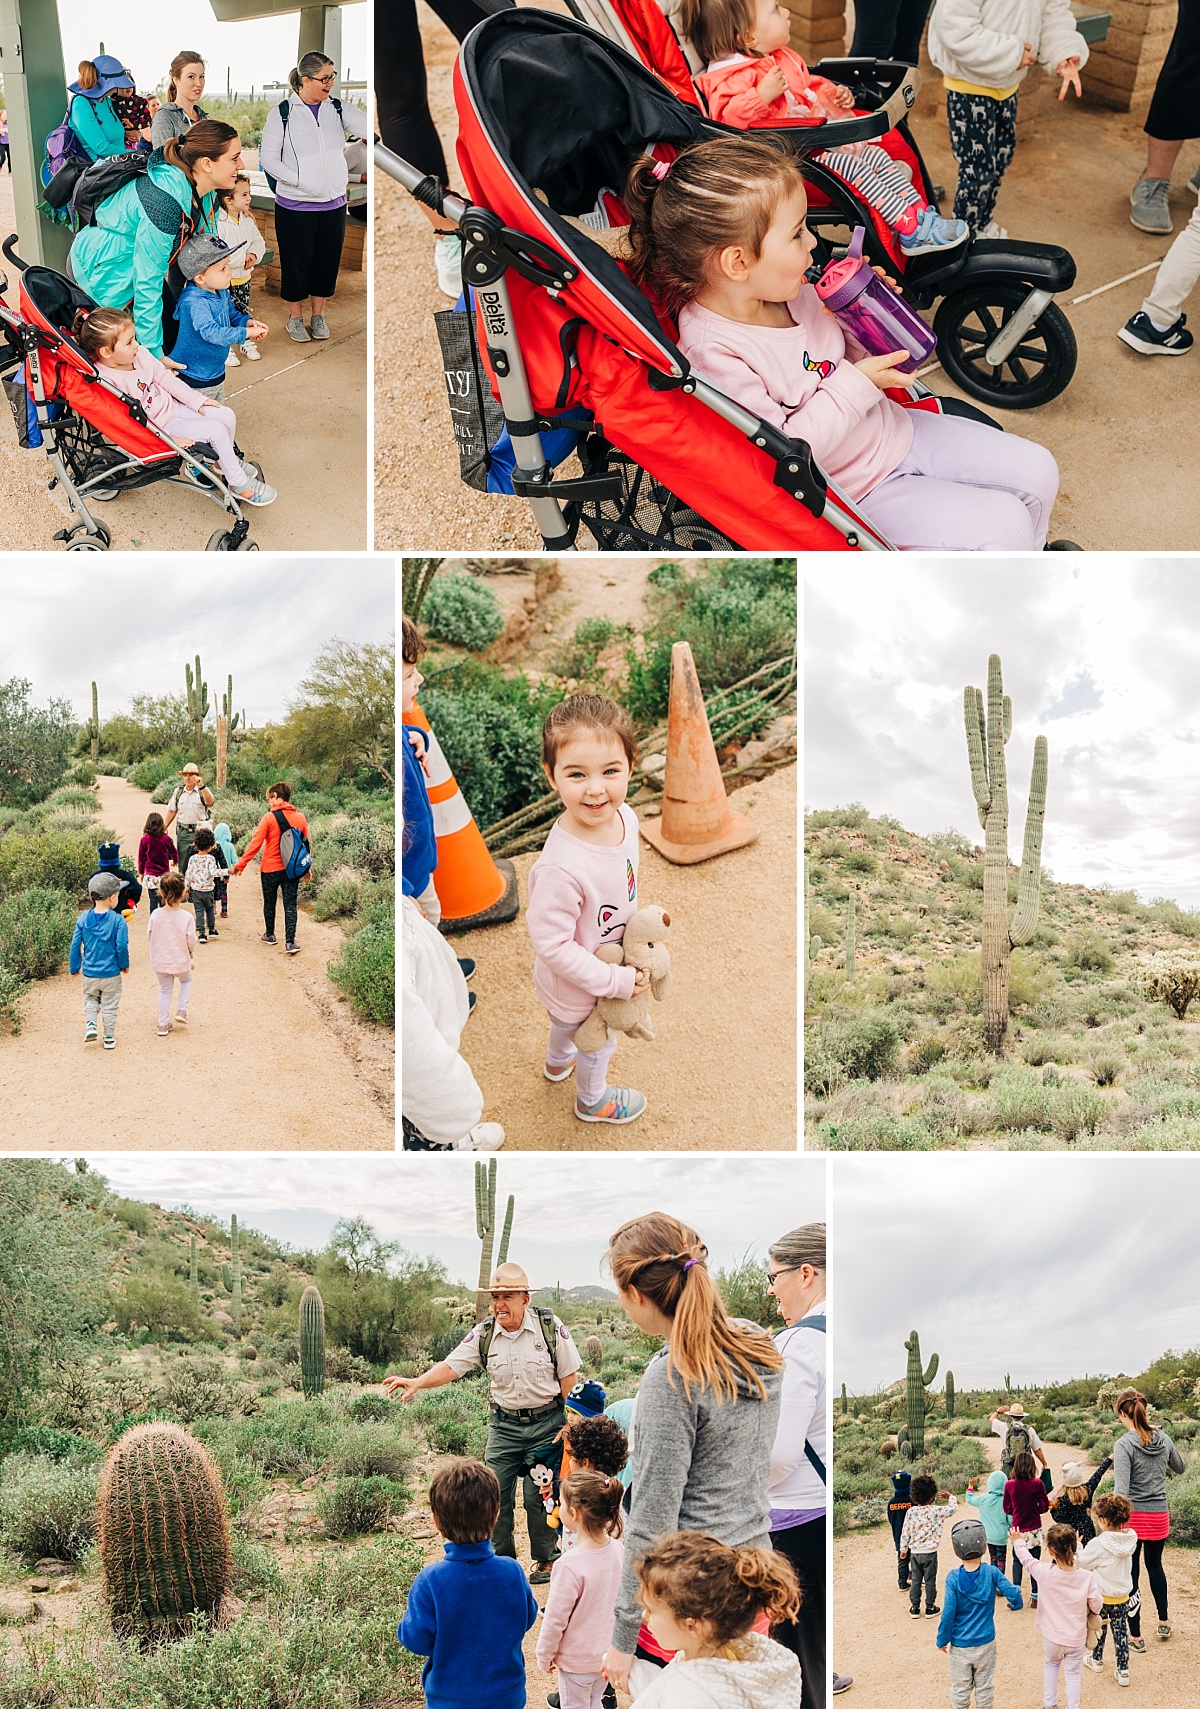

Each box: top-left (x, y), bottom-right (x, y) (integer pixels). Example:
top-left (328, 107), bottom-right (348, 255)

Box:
top-left (259, 52), bottom-right (368, 343)
top-left (768, 1224), bottom-right (845, 1706)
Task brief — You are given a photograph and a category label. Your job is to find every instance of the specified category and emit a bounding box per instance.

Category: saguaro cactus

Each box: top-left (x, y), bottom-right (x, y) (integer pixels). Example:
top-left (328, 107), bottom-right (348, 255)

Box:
top-left (214, 674), bottom-right (240, 789)
top-left (98, 1423), bottom-right (231, 1639)
top-left (189, 1235), bottom-right (198, 1311)
top-left (904, 1330), bottom-right (939, 1459)
top-left (803, 857), bottom-right (822, 1003)
top-left (964, 654), bottom-right (1048, 1055)
top-left (846, 890), bottom-right (856, 982)
top-left (84, 681), bottom-right (100, 765)
top-left (841, 1382), bottom-right (849, 1416)
top-left (221, 1261), bottom-right (232, 1294)
top-left (185, 654), bottom-right (209, 764)
top-left (497, 1192), bottom-right (514, 1268)
top-left (299, 1285), bottom-right (326, 1398)
top-left (475, 1158), bottom-right (498, 1323)
top-left (945, 1371), bottom-right (955, 1420)
top-left (230, 1215), bottom-right (241, 1333)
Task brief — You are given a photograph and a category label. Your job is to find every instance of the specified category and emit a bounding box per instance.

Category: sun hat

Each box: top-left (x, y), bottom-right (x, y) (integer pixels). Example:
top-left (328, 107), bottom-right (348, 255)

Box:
top-left (88, 872), bottom-right (125, 898)
top-left (489, 1262), bottom-right (534, 1293)
top-left (69, 55), bottom-right (135, 101)
top-left (178, 233), bottom-right (248, 282)
top-left (1008, 1403), bottom-right (1027, 1417)
top-left (565, 1380), bottom-right (607, 1418)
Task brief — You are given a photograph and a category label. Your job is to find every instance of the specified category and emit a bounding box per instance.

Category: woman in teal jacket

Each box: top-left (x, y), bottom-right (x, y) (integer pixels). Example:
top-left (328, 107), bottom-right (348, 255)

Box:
top-left (67, 56), bottom-right (133, 161)
top-left (69, 120), bottom-right (242, 359)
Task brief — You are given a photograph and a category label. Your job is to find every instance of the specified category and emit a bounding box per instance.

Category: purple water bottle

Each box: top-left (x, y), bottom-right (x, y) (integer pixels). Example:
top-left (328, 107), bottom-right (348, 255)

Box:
top-left (814, 228), bottom-right (936, 374)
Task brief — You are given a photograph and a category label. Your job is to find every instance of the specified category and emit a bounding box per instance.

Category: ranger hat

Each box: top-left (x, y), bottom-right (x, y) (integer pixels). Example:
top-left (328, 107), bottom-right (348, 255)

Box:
top-left (489, 1262), bottom-right (534, 1293)
top-left (1007, 1403), bottom-right (1027, 1417)
top-left (951, 1516), bottom-right (988, 1561)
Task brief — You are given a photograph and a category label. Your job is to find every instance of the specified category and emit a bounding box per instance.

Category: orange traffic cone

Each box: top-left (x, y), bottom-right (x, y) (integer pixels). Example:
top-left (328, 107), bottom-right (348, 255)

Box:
top-left (405, 704), bottom-right (519, 930)
top-left (639, 642), bottom-right (759, 865)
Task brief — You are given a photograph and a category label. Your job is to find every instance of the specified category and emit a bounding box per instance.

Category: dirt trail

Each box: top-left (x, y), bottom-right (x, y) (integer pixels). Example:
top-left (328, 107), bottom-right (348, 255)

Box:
top-left (0, 777), bottom-right (393, 1148)
top-left (834, 1435), bottom-right (1200, 1705)
top-left (449, 766), bottom-right (797, 1150)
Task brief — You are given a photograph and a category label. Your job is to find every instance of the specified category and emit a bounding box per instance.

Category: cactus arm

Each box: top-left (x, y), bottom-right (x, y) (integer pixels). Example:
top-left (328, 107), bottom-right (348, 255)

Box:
top-left (923, 1354), bottom-right (939, 1385)
top-left (497, 1194), bottom-right (514, 1268)
top-left (1003, 694), bottom-right (1012, 743)
top-left (964, 686), bottom-right (991, 823)
top-left (1010, 734), bottom-right (1048, 947)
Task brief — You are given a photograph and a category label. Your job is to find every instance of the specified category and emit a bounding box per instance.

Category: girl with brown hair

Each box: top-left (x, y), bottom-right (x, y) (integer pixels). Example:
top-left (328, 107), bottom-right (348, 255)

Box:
top-left (601, 1213), bottom-right (784, 1695)
top-left (1112, 1387), bottom-right (1185, 1647)
top-left (535, 1471), bottom-right (625, 1709)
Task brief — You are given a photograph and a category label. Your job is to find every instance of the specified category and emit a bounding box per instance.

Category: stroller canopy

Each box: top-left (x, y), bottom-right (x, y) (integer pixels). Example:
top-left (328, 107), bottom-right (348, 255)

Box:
top-left (457, 9), bottom-right (717, 375)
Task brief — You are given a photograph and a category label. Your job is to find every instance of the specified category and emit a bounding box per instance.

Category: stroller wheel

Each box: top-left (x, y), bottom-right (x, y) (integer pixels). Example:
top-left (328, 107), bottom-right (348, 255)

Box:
top-left (934, 282), bottom-right (1076, 410)
top-left (207, 529), bottom-right (235, 551)
top-left (66, 522), bottom-right (111, 552)
top-left (235, 538), bottom-right (259, 551)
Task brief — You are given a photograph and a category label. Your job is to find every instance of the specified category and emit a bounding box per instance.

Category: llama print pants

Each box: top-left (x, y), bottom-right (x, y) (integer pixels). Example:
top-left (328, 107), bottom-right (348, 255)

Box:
top-left (946, 90), bottom-right (1018, 233)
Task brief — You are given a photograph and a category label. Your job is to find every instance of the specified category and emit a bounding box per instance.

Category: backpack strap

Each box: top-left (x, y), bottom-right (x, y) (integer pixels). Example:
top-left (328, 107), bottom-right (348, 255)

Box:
top-left (478, 1308), bottom-right (563, 1377)
top-left (788, 1314), bottom-right (826, 1482)
top-left (795, 1314), bottom-right (826, 1333)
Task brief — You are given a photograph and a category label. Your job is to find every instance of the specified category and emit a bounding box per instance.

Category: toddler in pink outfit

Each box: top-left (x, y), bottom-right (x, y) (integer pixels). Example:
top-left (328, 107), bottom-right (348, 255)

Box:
top-left (146, 871), bottom-right (197, 1036)
top-left (1013, 1523), bottom-right (1102, 1709)
top-left (526, 694), bottom-right (648, 1126)
top-left (535, 1471), bottom-right (626, 1709)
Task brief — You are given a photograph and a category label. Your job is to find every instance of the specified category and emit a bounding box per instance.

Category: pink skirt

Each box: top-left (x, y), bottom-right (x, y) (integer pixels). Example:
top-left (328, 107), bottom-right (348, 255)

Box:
top-left (1129, 1509), bottom-right (1170, 1541)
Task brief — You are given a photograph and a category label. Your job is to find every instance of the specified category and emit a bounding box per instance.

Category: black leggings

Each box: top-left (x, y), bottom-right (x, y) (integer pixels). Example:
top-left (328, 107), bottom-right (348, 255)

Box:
top-left (274, 203), bottom-right (347, 302)
top-left (261, 870), bottom-right (300, 943)
top-left (1128, 1536), bottom-right (1168, 1636)
top-left (377, 0), bottom-right (487, 182)
top-left (849, 0), bottom-right (934, 65)
top-left (772, 1518), bottom-right (825, 1709)
top-left (1145, 0), bottom-right (1200, 140)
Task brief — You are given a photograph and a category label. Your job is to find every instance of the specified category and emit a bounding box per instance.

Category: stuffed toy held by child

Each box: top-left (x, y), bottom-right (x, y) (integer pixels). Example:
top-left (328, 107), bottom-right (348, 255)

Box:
top-left (529, 1460), bottom-right (560, 1528)
top-left (574, 904), bottom-right (672, 1054)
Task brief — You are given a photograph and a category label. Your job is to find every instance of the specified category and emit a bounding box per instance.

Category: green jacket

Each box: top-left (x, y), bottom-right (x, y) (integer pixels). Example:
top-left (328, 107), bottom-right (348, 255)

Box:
top-left (68, 93), bottom-right (127, 163)
top-left (68, 149), bottom-right (216, 357)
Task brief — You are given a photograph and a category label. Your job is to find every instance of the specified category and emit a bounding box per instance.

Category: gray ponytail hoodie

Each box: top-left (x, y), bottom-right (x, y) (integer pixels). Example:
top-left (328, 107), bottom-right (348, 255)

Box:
top-left (1112, 1429), bottom-right (1185, 1513)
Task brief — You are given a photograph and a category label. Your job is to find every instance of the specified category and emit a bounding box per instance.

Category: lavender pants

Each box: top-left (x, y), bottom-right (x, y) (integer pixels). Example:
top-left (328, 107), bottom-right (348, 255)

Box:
top-left (858, 409), bottom-right (1059, 550)
top-left (170, 403), bottom-right (245, 487)
top-left (547, 1015), bottom-right (616, 1106)
top-left (1042, 1642), bottom-right (1084, 1709)
top-left (155, 971), bottom-right (192, 1028)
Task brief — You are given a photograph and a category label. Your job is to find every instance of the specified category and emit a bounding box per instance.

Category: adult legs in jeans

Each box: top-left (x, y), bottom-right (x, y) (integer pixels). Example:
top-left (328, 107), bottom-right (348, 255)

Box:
top-left (1093, 1600), bottom-right (1130, 1669)
top-left (547, 1017), bottom-right (617, 1105)
top-left (909, 1550), bottom-right (937, 1613)
top-left (949, 1641), bottom-right (996, 1709)
top-left (1043, 1643), bottom-right (1084, 1709)
top-left (772, 1518), bottom-right (825, 1709)
top-left (261, 871), bottom-right (300, 943)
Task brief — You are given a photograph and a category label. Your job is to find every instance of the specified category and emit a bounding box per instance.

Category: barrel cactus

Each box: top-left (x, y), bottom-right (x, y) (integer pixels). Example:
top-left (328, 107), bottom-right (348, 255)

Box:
top-left (945, 1371), bottom-right (955, 1420)
top-left (98, 1422), bottom-right (231, 1640)
top-left (904, 1330), bottom-right (939, 1459)
top-left (299, 1285), bottom-right (326, 1399)
top-left (584, 1334), bottom-right (604, 1368)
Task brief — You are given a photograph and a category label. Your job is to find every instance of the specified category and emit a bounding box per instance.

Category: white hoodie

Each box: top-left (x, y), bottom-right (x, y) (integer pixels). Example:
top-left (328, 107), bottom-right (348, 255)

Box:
top-left (632, 1634), bottom-right (802, 1709)
top-left (927, 0), bottom-right (1088, 92)
top-left (400, 896), bottom-right (483, 1146)
top-left (1076, 1528), bottom-right (1138, 1602)
top-left (259, 94), bottom-right (369, 207)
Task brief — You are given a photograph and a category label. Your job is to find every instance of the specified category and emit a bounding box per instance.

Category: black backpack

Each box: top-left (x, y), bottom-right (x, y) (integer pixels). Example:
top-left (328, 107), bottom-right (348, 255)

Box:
top-left (477, 1307), bottom-right (560, 1371)
top-left (264, 96), bottom-right (344, 194)
top-left (71, 151), bottom-right (151, 228)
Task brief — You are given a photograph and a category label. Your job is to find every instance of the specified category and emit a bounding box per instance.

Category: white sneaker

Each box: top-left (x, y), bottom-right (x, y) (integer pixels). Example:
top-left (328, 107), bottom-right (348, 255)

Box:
top-left (1083, 1656), bottom-right (1103, 1673)
top-left (225, 348), bottom-right (241, 367)
top-left (242, 341), bottom-right (262, 361)
top-left (434, 233), bottom-right (463, 299)
top-left (981, 221), bottom-right (1008, 239)
top-left (461, 1122), bottom-right (505, 1150)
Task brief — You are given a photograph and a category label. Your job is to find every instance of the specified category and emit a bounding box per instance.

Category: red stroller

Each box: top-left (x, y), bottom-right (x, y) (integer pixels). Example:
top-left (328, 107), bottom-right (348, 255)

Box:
top-left (0, 235), bottom-right (263, 551)
top-left (381, 7), bottom-right (1017, 550)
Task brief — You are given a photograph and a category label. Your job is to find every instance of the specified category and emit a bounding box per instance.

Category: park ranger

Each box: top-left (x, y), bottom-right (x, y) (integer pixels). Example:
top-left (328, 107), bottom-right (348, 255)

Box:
top-left (384, 1262), bottom-right (581, 1580)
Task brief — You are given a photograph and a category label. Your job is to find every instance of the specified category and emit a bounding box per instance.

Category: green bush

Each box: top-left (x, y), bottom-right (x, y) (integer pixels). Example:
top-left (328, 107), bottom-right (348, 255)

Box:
top-left (330, 1421), bottom-right (412, 1481)
top-left (804, 1014), bottom-right (900, 1093)
top-left (0, 1454), bottom-right (98, 1561)
top-left (329, 918), bottom-right (394, 1024)
top-left (318, 1475), bottom-right (411, 1538)
top-left (0, 827), bottom-right (107, 899)
top-left (816, 1113), bottom-right (935, 1150)
top-left (989, 1066), bottom-right (1054, 1132)
top-left (1066, 932), bottom-right (1115, 974)
top-left (0, 886), bottom-right (77, 982)
top-left (409, 1383), bottom-right (489, 1458)
top-left (348, 1393), bottom-right (393, 1423)
top-left (423, 572), bottom-right (505, 652)
top-left (0, 1425), bottom-right (100, 1463)
top-left (311, 818), bottom-right (396, 882)
top-left (1167, 1459), bottom-right (1200, 1545)
top-left (131, 751), bottom-right (192, 794)
top-left (311, 874), bottom-right (361, 921)
top-left (419, 685), bottom-right (548, 829)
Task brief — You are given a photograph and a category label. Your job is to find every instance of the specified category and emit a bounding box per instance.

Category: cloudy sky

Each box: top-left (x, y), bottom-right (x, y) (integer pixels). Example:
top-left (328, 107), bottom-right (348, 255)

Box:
top-left (76, 1153), bottom-right (824, 1293)
top-left (0, 558), bottom-right (393, 726)
top-left (58, 0), bottom-right (369, 101)
top-left (835, 1154), bottom-right (1200, 1391)
top-left (805, 559), bottom-right (1200, 907)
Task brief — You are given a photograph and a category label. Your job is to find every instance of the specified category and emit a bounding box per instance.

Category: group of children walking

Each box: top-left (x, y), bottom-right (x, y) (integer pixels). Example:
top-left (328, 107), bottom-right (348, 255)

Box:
top-left (68, 814), bottom-right (239, 1046)
top-left (888, 1449), bottom-right (1142, 1707)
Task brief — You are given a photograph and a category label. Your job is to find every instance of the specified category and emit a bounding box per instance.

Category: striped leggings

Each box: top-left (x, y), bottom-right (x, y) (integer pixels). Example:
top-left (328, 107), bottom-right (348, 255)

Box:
top-left (815, 143), bottom-right (922, 228)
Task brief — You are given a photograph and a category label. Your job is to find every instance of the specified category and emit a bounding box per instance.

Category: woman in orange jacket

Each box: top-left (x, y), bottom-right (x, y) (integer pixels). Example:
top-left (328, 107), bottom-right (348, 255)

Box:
top-left (233, 781), bottom-right (310, 953)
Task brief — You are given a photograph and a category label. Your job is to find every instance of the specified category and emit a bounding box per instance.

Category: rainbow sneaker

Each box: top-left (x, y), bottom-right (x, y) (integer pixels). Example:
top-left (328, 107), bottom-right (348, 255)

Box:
top-left (574, 1085), bottom-right (646, 1124)
top-left (544, 1056), bottom-right (576, 1083)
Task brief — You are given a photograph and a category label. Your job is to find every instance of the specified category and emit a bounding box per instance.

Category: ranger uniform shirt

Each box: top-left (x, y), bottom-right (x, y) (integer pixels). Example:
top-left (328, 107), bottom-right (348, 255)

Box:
top-left (445, 1309), bottom-right (582, 1410)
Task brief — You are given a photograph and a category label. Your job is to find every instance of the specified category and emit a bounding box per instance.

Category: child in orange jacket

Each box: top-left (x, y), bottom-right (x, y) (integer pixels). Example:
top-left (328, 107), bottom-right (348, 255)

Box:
top-left (684, 0), bottom-right (968, 255)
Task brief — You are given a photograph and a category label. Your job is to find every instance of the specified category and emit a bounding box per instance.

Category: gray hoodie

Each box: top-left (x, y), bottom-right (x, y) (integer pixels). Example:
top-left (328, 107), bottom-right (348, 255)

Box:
top-left (613, 1332), bottom-right (783, 1653)
top-left (1112, 1429), bottom-right (1185, 1513)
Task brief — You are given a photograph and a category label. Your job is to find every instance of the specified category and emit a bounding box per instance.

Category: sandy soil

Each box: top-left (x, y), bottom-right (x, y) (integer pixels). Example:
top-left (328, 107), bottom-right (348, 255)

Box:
top-left (0, 777), bottom-right (393, 1148)
top-left (834, 1434), bottom-right (1200, 1704)
top-left (451, 765), bottom-right (797, 1150)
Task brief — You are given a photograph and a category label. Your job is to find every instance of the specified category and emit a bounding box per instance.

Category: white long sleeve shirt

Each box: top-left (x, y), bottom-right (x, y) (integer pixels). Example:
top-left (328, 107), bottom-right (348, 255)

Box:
top-left (770, 1301), bottom-right (827, 1512)
top-left (401, 896), bottom-right (483, 1146)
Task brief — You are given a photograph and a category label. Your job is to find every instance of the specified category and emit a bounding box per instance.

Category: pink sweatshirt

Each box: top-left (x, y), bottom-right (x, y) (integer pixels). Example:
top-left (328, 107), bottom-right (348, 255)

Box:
top-left (1013, 1541), bottom-right (1102, 1649)
top-left (535, 1538), bottom-right (625, 1674)
top-left (526, 804), bottom-right (639, 1025)
top-left (147, 904), bottom-right (197, 976)
top-left (676, 290), bottom-right (914, 502)
top-left (97, 347), bottom-right (210, 432)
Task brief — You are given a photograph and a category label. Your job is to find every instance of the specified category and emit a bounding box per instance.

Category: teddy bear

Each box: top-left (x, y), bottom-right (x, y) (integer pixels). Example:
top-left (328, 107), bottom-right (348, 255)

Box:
top-left (574, 904), bottom-right (672, 1054)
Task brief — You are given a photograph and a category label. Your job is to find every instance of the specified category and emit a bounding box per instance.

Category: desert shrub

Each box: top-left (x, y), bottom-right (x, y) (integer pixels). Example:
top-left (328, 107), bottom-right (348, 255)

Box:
top-left (423, 571), bottom-right (505, 651)
top-left (804, 1014), bottom-right (900, 1094)
top-left (988, 1066), bottom-right (1054, 1132)
top-left (906, 1033), bottom-right (948, 1074)
top-left (1167, 1459), bottom-right (1200, 1546)
top-left (917, 1075), bottom-right (973, 1139)
top-left (851, 1496), bottom-right (887, 1526)
top-left (418, 685), bottom-right (547, 829)
top-left (311, 818), bottom-right (395, 882)
top-left (409, 1382), bottom-right (489, 1458)
top-left (1087, 1053), bottom-right (1125, 1087)
top-left (1066, 932), bottom-right (1114, 974)
top-left (310, 872), bottom-right (360, 921)
top-left (1138, 952), bottom-right (1200, 1021)
top-left (0, 885), bottom-right (75, 985)
top-left (130, 751), bottom-right (192, 795)
top-left (110, 1195), bottom-right (155, 1234)
top-left (212, 1401), bottom-right (337, 1477)
top-left (1106, 889), bottom-right (1139, 915)
top-left (330, 1421), bottom-right (413, 1481)
top-left (156, 1366), bottom-right (244, 1424)
top-left (324, 1347), bottom-right (377, 1385)
top-left (0, 1425), bottom-right (100, 1464)
top-left (1149, 899), bottom-right (1200, 939)
top-left (329, 917), bottom-right (394, 1024)
top-left (1050, 1081), bottom-right (1107, 1141)
top-left (348, 1393), bottom-right (393, 1423)
top-left (0, 1454), bottom-right (98, 1561)
top-left (230, 1533), bottom-right (286, 1596)
top-left (319, 1474), bottom-right (411, 1539)
top-left (0, 828), bottom-right (104, 899)
top-left (807, 903), bottom-right (838, 944)
top-left (816, 1113), bottom-right (935, 1150)
top-left (925, 953), bottom-right (981, 1015)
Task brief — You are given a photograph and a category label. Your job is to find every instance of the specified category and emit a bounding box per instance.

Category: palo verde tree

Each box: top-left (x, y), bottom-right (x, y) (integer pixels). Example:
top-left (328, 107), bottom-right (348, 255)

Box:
top-left (0, 677), bottom-right (74, 807)
top-left (964, 653), bottom-right (1048, 1055)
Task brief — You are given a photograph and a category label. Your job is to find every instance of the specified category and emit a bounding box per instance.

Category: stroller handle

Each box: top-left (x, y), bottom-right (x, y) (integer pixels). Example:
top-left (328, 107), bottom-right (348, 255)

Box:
top-left (375, 145), bottom-right (469, 229)
top-left (2, 234), bottom-right (27, 273)
top-left (780, 64), bottom-right (921, 152)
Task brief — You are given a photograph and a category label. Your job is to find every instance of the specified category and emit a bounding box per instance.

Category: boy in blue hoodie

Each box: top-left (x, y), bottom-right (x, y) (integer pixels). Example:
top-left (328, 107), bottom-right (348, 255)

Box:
top-left (171, 233), bottom-right (269, 401)
top-left (937, 1517), bottom-right (1022, 1709)
top-left (401, 615), bottom-right (439, 923)
top-left (965, 1471), bottom-right (1013, 1581)
top-left (69, 872), bottom-right (130, 1048)
top-left (889, 1468), bottom-right (914, 1590)
top-left (399, 1457), bottom-right (537, 1709)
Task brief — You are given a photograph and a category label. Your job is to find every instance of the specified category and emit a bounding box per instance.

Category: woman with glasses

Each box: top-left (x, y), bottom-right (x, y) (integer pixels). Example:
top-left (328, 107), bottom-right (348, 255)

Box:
top-left (768, 1224), bottom-right (845, 1705)
top-left (259, 51), bottom-right (369, 343)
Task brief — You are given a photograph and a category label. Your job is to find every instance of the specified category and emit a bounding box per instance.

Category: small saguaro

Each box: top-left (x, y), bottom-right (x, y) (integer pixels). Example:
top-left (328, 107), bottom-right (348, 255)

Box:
top-left (299, 1284), bottom-right (326, 1399)
top-left (185, 654), bottom-right (209, 764)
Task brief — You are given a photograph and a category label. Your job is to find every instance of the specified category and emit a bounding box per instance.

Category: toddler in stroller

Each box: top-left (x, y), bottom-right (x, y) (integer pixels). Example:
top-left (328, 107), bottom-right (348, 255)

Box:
top-left (686, 0), bottom-right (968, 257)
top-left (629, 134), bottom-right (1060, 548)
top-left (73, 305), bottom-right (276, 506)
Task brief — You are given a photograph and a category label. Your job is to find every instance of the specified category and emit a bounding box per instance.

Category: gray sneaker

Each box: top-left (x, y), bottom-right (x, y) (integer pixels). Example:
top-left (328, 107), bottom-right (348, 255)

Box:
top-left (286, 316), bottom-right (312, 342)
top-left (1130, 176), bottom-right (1172, 234)
top-left (309, 315), bottom-right (330, 340)
top-left (234, 476), bottom-right (278, 507)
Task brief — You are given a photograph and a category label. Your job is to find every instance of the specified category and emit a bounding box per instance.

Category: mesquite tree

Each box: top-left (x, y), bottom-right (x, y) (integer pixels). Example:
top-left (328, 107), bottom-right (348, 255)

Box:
top-left (964, 654), bottom-right (1048, 1055)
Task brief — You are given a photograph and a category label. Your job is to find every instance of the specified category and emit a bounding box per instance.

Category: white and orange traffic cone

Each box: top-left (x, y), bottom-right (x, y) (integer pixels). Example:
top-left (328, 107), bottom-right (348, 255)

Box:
top-left (405, 704), bottom-right (519, 930)
top-left (639, 642), bottom-right (759, 865)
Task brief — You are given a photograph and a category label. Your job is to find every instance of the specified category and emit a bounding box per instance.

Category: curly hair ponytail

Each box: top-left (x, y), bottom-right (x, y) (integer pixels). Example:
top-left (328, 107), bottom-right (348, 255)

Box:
top-left (637, 1533), bottom-right (800, 1642)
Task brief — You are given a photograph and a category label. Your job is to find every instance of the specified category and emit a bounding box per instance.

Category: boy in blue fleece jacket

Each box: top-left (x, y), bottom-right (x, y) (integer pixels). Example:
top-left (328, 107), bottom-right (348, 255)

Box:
top-left (399, 1457), bottom-right (537, 1709)
top-left (937, 1517), bottom-right (1022, 1709)
top-left (401, 615), bottom-right (440, 922)
top-left (171, 233), bottom-right (268, 399)
top-left (69, 872), bottom-right (131, 1048)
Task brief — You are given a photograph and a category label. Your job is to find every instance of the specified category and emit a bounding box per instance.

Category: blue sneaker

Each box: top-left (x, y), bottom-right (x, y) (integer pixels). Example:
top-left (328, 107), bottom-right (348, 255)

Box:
top-left (1117, 310), bottom-right (1193, 355)
top-left (900, 206), bottom-right (970, 255)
